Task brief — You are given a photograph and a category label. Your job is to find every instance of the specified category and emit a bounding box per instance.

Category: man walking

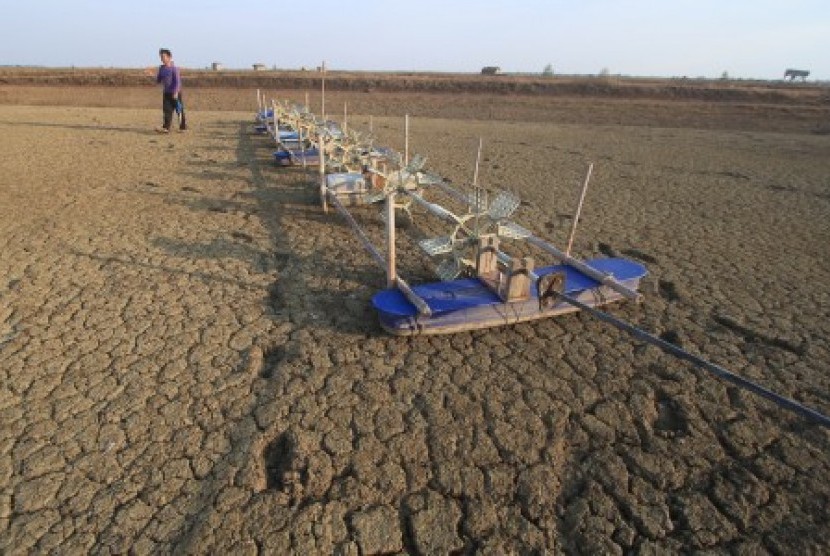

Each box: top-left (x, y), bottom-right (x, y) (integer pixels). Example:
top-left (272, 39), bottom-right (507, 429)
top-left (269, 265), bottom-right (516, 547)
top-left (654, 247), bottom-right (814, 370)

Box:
top-left (149, 48), bottom-right (187, 133)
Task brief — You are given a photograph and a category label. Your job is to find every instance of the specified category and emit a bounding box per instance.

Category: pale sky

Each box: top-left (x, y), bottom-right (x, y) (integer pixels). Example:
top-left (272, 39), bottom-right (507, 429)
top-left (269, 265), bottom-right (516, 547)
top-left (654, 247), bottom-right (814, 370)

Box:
top-left (1, 0), bottom-right (828, 80)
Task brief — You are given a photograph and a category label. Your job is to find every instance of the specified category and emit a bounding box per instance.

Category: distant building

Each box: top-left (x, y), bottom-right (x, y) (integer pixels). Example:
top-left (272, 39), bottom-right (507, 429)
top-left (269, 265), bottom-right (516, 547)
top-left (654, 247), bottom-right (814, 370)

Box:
top-left (252, 63), bottom-right (267, 71)
top-left (481, 66), bottom-right (502, 75)
top-left (211, 62), bottom-right (223, 71)
top-left (784, 68), bottom-right (809, 81)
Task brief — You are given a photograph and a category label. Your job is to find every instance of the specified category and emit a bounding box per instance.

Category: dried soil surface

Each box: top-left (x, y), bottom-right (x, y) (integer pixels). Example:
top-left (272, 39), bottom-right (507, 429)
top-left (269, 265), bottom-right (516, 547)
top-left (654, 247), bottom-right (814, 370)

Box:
top-left (1, 85), bottom-right (829, 554)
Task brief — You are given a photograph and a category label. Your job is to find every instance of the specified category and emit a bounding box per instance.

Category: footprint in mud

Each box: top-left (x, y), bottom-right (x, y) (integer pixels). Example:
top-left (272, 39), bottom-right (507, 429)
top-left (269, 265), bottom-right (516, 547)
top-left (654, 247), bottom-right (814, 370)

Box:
top-left (261, 432), bottom-right (295, 491)
top-left (767, 184), bottom-right (797, 193)
top-left (258, 345), bottom-right (285, 379)
top-left (658, 280), bottom-right (681, 302)
top-left (181, 186), bottom-right (200, 193)
top-left (654, 393), bottom-right (689, 438)
top-left (260, 431), bottom-right (308, 505)
top-left (273, 252), bottom-right (291, 271)
top-left (621, 248), bottom-right (658, 264)
top-left (231, 231), bottom-right (254, 243)
top-left (659, 330), bottom-right (682, 347)
top-left (717, 170), bottom-right (750, 180)
top-left (598, 242), bottom-right (619, 257)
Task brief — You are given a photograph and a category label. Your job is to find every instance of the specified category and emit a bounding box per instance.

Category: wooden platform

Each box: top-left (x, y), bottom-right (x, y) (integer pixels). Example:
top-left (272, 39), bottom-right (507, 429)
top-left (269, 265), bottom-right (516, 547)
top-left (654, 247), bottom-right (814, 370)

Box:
top-left (371, 258), bottom-right (647, 335)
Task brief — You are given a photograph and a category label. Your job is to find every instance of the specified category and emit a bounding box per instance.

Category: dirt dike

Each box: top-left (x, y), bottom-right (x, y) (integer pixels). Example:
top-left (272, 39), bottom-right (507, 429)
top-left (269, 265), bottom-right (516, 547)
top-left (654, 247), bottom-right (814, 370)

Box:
top-left (1, 67), bottom-right (827, 105)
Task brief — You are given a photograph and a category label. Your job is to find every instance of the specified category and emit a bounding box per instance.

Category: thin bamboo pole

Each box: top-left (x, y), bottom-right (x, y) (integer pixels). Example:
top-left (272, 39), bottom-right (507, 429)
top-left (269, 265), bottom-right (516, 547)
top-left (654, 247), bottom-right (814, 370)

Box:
top-left (565, 163), bottom-right (593, 256)
top-left (321, 61), bottom-right (326, 120)
top-left (404, 114), bottom-right (409, 166)
top-left (472, 137), bottom-right (483, 187)
top-left (319, 134), bottom-right (328, 213)
top-left (473, 137), bottom-right (483, 236)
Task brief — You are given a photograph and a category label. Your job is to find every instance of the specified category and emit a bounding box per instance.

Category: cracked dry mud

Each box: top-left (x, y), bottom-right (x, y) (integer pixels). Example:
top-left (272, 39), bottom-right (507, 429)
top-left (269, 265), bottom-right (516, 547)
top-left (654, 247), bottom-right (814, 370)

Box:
top-left (1, 102), bottom-right (829, 554)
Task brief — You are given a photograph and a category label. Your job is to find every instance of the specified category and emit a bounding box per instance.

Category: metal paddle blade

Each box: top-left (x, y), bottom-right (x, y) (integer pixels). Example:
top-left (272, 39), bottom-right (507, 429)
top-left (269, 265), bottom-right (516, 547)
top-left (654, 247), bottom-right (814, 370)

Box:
top-left (435, 258), bottom-right (462, 281)
top-left (498, 221), bottom-right (532, 240)
top-left (385, 151), bottom-right (403, 170)
top-left (464, 191), bottom-right (488, 213)
top-left (405, 154), bottom-right (427, 174)
top-left (418, 172), bottom-right (444, 186)
top-left (419, 236), bottom-right (454, 256)
top-left (364, 191), bottom-right (387, 204)
top-left (488, 191), bottom-right (521, 220)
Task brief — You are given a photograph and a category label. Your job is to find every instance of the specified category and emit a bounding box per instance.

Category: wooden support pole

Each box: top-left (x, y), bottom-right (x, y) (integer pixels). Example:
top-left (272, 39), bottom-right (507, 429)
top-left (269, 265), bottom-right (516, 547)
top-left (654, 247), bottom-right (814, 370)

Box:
top-left (299, 125), bottom-right (306, 169)
top-left (503, 256), bottom-right (534, 301)
top-left (272, 99), bottom-right (278, 142)
top-left (476, 236), bottom-right (500, 277)
top-left (386, 190), bottom-right (397, 288)
top-left (565, 163), bottom-right (593, 256)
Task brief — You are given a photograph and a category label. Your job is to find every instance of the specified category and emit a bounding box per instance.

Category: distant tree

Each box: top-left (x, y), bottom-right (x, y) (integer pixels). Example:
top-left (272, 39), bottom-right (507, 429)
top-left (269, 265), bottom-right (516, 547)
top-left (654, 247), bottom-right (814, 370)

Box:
top-left (542, 63), bottom-right (554, 77)
top-left (721, 71), bottom-right (729, 80)
top-left (599, 67), bottom-right (610, 77)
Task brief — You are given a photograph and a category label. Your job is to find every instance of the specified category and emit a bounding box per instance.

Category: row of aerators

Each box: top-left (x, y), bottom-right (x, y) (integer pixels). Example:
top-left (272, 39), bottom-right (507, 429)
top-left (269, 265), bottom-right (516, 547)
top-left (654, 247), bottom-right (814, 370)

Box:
top-left (252, 92), bottom-right (647, 336)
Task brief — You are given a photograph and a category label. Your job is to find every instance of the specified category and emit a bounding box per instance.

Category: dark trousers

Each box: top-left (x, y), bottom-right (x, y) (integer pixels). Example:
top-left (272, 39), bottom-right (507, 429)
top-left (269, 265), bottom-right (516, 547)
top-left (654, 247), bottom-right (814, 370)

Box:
top-left (162, 92), bottom-right (187, 130)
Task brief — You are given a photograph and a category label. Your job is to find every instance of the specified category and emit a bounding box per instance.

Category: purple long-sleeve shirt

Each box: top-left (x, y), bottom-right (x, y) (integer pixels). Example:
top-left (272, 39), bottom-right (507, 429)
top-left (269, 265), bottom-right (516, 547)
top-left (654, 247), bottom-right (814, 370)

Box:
top-left (156, 64), bottom-right (181, 95)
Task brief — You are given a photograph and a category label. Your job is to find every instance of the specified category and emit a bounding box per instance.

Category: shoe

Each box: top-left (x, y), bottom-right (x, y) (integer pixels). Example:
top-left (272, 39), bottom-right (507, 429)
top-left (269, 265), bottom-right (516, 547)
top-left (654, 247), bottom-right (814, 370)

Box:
top-left (177, 127), bottom-right (188, 133)
top-left (155, 127), bottom-right (170, 134)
